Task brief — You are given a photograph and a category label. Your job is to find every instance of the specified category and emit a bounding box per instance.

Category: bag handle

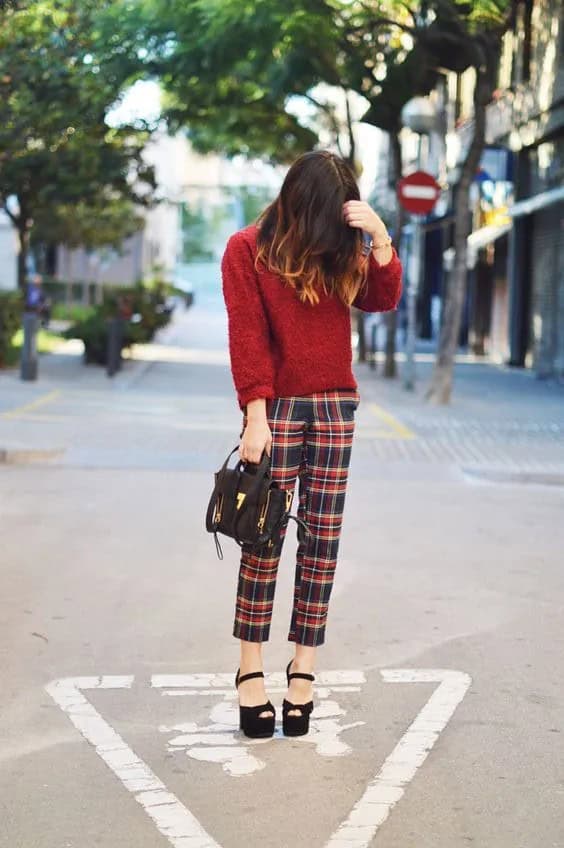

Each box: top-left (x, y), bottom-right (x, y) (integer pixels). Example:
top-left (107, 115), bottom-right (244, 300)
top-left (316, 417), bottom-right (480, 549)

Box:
top-left (205, 446), bottom-right (240, 535)
top-left (207, 446), bottom-right (271, 538)
top-left (218, 446), bottom-right (270, 482)
top-left (232, 450), bottom-right (271, 544)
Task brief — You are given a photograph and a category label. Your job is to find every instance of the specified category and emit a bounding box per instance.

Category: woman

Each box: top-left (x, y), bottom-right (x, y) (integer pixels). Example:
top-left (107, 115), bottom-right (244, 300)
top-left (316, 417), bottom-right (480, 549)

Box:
top-left (221, 150), bottom-right (402, 739)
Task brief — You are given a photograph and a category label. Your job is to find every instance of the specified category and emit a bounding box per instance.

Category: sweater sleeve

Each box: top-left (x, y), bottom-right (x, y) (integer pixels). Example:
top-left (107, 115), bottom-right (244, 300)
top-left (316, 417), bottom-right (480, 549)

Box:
top-left (221, 231), bottom-right (276, 410)
top-left (353, 247), bottom-right (403, 313)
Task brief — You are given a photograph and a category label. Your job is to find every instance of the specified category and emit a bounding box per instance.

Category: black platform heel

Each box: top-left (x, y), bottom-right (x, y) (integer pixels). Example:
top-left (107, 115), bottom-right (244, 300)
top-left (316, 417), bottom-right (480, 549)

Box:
top-left (235, 669), bottom-right (276, 739)
top-left (282, 660), bottom-right (315, 737)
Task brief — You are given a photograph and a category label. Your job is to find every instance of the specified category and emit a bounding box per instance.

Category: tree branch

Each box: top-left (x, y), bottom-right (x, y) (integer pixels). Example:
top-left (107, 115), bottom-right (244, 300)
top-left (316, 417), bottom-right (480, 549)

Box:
top-left (1, 201), bottom-right (19, 227)
top-left (302, 92), bottom-right (345, 154)
top-left (345, 91), bottom-right (356, 165)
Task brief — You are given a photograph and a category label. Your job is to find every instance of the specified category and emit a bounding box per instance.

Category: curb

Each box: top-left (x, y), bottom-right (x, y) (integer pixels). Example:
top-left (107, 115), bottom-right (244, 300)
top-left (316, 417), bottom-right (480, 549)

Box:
top-left (462, 466), bottom-right (564, 487)
top-left (0, 448), bottom-right (64, 465)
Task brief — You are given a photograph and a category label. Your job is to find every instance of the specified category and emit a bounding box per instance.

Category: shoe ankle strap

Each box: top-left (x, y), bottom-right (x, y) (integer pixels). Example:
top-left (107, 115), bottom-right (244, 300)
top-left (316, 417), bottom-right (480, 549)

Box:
top-left (288, 671), bottom-right (315, 682)
top-left (237, 670), bottom-right (264, 685)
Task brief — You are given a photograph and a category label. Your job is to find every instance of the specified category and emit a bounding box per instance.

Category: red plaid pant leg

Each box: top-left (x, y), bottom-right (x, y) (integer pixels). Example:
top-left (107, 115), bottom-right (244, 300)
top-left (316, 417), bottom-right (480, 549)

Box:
top-left (233, 398), bottom-right (306, 643)
top-left (289, 390), bottom-right (358, 647)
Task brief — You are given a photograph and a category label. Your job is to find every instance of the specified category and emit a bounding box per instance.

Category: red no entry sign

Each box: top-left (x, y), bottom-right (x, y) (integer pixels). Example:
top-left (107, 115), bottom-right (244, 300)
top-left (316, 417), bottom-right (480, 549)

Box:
top-left (398, 170), bottom-right (441, 215)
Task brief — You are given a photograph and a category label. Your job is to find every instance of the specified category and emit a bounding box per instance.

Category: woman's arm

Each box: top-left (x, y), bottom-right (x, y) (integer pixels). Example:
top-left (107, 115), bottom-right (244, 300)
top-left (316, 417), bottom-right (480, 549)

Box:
top-left (221, 232), bottom-right (276, 410)
top-left (343, 201), bottom-right (403, 313)
top-left (353, 249), bottom-right (403, 313)
top-left (241, 399), bottom-right (272, 463)
top-left (221, 232), bottom-right (275, 463)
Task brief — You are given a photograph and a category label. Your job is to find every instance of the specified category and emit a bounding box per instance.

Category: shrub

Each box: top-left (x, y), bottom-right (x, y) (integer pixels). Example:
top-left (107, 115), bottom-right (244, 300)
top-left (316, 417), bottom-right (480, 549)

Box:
top-left (63, 280), bottom-right (173, 366)
top-left (0, 291), bottom-right (23, 368)
top-left (64, 312), bottom-right (110, 364)
top-left (51, 303), bottom-right (96, 323)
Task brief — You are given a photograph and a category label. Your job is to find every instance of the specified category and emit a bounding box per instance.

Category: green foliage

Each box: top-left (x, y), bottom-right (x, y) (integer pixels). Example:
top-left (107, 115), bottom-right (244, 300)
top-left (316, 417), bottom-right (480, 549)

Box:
top-left (140, 0), bottom-right (319, 161)
top-left (0, 291), bottom-right (23, 368)
top-left (139, 0), bottom-right (513, 162)
top-left (32, 198), bottom-right (144, 252)
top-left (63, 281), bottom-right (173, 365)
top-left (51, 303), bottom-right (96, 323)
top-left (64, 312), bottom-right (110, 364)
top-left (0, 0), bottom-right (156, 283)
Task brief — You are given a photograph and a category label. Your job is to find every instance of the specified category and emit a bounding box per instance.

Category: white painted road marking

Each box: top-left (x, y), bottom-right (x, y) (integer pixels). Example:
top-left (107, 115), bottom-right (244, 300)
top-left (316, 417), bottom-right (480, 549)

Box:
top-left (325, 669), bottom-right (472, 847)
top-left (161, 697), bottom-right (365, 776)
top-left (46, 669), bottom-right (471, 848)
top-left (46, 676), bottom-right (220, 848)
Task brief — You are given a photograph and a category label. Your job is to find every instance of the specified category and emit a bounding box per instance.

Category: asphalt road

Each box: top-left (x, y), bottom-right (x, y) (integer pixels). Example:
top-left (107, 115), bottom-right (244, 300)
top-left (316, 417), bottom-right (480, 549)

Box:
top-left (1, 302), bottom-right (563, 848)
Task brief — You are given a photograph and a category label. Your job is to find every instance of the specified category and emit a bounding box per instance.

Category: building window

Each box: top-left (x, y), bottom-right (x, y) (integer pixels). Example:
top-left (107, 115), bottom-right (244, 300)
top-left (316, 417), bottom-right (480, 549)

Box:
top-left (512, 0), bottom-right (534, 85)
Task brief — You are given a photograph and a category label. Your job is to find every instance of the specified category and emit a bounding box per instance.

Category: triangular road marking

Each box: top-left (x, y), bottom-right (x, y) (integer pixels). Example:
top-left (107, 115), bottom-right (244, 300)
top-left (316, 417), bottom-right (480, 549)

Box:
top-left (325, 669), bottom-right (471, 846)
top-left (46, 669), bottom-right (471, 847)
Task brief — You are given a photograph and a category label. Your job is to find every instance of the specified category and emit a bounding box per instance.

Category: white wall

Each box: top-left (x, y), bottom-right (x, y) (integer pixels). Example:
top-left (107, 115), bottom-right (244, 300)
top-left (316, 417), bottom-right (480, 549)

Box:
top-left (0, 211), bottom-right (17, 290)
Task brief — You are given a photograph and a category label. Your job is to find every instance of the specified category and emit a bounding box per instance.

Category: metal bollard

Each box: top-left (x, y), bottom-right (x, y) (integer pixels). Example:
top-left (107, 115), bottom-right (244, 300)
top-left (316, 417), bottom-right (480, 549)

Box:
top-left (20, 311), bottom-right (39, 381)
top-left (370, 323), bottom-right (378, 371)
top-left (106, 317), bottom-right (124, 377)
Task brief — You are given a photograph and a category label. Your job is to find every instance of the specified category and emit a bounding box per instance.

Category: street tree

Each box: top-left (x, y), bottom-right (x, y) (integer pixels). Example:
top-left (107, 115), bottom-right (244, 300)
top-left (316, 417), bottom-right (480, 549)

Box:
top-left (0, 0), bottom-right (156, 288)
top-left (362, 42), bottom-right (439, 376)
top-left (138, 0), bottom-right (327, 162)
top-left (354, 0), bottom-right (514, 397)
top-left (143, 0), bottom-right (421, 368)
top-left (407, 0), bottom-right (514, 403)
top-left (146, 0), bottom-right (513, 401)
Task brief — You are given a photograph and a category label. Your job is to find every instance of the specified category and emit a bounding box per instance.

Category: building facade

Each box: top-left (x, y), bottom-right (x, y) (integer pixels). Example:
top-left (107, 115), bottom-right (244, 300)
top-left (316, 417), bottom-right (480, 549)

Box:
top-left (486, 0), bottom-right (564, 377)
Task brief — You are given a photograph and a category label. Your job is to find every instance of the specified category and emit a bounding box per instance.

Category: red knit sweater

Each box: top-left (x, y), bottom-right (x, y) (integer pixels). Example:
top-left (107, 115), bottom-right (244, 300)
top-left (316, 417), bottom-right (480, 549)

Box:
top-left (221, 224), bottom-right (402, 409)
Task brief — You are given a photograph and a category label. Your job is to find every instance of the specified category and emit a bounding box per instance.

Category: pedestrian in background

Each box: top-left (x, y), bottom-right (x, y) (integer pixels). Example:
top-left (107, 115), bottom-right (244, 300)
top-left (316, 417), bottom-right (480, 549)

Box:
top-left (25, 273), bottom-right (51, 327)
top-left (221, 150), bottom-right (402, 738)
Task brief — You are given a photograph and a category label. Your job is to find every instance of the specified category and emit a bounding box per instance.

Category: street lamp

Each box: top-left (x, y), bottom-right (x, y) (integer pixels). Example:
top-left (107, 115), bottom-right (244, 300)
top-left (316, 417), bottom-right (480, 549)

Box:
top-left (400, 97), bottom-right (436, 391)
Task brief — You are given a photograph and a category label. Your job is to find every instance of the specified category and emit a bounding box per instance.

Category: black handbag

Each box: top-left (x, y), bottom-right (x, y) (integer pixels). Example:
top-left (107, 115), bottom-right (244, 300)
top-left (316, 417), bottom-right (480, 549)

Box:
top-left (206, 446), bottom-right (309, 560)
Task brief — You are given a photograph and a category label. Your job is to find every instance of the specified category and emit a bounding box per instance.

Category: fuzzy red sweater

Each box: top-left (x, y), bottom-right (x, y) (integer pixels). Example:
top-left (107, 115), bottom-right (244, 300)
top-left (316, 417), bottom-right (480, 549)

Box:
top-left (221, 224), bottom-right (402, 409)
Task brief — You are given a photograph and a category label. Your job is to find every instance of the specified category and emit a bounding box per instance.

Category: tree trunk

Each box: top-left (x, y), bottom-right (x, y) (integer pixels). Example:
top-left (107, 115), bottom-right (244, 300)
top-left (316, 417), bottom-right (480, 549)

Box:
top-left (17, 223), bottom-right (31, 290)
top-left (384, 129), bottom-right (405, 378)
top-left (345, 92), bottom-right (356, 168)
top-left (425, 66), bottom-right (491, 404)
top-left (356, 309), bottom-right (367, 362)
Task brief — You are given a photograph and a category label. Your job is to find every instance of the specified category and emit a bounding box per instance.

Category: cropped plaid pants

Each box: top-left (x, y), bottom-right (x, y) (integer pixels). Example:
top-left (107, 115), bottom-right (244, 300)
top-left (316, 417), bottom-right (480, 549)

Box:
top-left (233, 390), bottom-right (359, 648)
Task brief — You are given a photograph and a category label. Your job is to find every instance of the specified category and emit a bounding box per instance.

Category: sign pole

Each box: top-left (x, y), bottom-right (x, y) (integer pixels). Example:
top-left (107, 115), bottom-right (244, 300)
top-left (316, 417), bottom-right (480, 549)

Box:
top-left (403, 214), bottom-right (423, 391)
top-left (397, 170), bottom-right (441, 391)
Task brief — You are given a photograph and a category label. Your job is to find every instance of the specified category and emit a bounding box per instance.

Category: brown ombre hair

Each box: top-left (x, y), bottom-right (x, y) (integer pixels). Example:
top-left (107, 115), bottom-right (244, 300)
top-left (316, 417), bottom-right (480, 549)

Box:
top-left (256, 151), bottom-right (368, 306)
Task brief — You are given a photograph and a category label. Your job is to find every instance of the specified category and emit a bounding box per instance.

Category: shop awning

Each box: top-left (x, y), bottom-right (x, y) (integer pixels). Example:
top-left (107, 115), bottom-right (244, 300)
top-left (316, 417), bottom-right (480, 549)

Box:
top-left (443, 222), bottom-right (511, 270)
top-left (468, 222), bottom-right (512, 251)
top-left (509, 185), bottom-right (564, 218)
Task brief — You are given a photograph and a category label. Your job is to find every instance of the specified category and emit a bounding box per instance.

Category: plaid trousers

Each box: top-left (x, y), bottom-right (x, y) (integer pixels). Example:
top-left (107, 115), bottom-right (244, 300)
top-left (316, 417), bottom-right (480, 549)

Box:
top-left (233, 389), bottom-right (359, 647)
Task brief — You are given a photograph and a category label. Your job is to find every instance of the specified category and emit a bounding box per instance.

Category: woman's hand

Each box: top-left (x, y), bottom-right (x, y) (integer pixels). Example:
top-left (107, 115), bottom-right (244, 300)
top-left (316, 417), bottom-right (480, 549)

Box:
top-left (343, 201), bottom-right (389, 244)
top-left (240, 399), bottom-right (272, 464)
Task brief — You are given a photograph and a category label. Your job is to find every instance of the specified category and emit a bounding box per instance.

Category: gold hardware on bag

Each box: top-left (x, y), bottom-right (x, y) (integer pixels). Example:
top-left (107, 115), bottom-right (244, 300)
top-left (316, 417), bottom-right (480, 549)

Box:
top-left (215, 494), bottom-right (224, 523)
top-left (257, 491), bottom-right (271, 532)
top-left (286, 490), bottom-right (293, 511)
top-left (236, 492), bottom-right (246, 510)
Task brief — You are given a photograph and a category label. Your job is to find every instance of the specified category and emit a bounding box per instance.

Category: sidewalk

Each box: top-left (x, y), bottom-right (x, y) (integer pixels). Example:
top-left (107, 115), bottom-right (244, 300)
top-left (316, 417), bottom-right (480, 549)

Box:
top-left (1, 302), bottom-right (563, 478)
top-left (356, 364), bottom-right (564, 483)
